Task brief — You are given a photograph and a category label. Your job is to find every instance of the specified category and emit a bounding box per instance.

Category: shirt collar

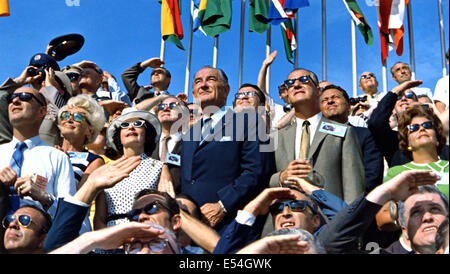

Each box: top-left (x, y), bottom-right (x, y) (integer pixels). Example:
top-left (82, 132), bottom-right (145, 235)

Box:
top-left (202, 106), bottom-right (228, 128)
top-left (12, 135), bottom-right (42, 150)
top-left (160, 131), bottom-right (182, 142)
top-left (295, 112), bottom-right (322, 125)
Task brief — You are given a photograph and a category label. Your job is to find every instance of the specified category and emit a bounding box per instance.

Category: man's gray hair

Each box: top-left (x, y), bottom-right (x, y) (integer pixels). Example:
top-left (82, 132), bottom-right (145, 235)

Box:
top-left (267, 227), bottom-right (325, 254)
top-left (195, 66), bottom-right (229, 86)
top-left (398, 185), bottom-right (449, 227)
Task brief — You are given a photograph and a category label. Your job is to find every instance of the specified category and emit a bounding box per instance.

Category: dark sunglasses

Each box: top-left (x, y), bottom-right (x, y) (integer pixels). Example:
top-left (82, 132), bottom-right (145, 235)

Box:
top-left (65, 72), bottom-right (80, 82)
top-left (127, 201), bottom-right (172, 222)
top-left (269, 200), bottom-right (313, 216)
top-left (8, 92), bottom-right (46, 106)
top-left (360, 73), bottom-right (375, 80)
top-left (349, 96), bottom-right (368, 105)
top-left (60, 111), bottom-right (90, 125)
top-left (2, 214), bottom-right (32, 229)
top-left (407, 121), bottom-right (434, 132)
top-left (397, 92), bottom-right (417, 101)
top-left (157, 102), bottom-right (179, 110)
top-left (284, 75), bottom-right (317, 88)
top-left (235, 91), bottom-right (256, 99)
top-left (120, 120), bottom-right (146, 129)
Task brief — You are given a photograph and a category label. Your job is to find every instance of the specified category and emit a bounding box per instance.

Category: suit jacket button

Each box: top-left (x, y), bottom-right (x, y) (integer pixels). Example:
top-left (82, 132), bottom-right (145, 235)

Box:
top-left (191, 179), bottom-right (195, 184)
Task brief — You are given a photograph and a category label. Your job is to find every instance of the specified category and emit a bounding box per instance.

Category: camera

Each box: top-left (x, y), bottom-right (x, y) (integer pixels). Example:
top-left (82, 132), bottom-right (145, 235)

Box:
top-left (349, 96), bottom-right (368, 106)
top-left (283, 103), bottom-right (292, 113)
top-left (27, 66), bottom-right (47, 79)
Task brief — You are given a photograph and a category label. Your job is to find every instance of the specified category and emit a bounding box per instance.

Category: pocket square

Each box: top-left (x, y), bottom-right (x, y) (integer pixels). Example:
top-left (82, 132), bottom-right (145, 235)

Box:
top-left (219, 136), bottom-right (233, 142)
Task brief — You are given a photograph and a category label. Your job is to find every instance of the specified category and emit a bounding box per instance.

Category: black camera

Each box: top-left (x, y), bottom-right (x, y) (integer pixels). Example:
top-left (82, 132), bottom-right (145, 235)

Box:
top-left (349, 96), bottom-right (368, 106)
top-left (283, 103), bottom-right (292, 113)
top-left (27, 66), bottom-right (47, 78)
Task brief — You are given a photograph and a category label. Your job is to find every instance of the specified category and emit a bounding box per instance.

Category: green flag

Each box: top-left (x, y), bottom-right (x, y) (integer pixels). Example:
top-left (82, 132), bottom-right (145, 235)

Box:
top-left (281, 19), bottom-right (296, 64)
top-left (343, 0), bottom-right (374, 45)
top-left (249, 0), bottom-right (269, 34)
top-left (198, 0), bottom-right (232, 37)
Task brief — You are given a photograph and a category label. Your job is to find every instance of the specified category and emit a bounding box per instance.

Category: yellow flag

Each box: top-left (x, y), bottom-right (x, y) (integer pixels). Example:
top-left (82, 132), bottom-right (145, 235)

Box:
top-left (0, 0), bottom-right (10, 17)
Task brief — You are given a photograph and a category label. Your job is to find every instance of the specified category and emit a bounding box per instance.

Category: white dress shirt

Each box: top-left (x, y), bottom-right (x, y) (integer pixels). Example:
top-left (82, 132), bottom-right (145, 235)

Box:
top-left (294, 112), bottom-right (322, 159)
top-left (158, 131), bottom-right (182, 159)
top-left (0, 135), bottom-right (77, 218)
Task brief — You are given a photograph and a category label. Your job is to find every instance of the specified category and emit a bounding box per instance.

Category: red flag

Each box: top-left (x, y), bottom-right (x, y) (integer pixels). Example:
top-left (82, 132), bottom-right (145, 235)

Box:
top-left (377, 0), bottom-right (409, 65)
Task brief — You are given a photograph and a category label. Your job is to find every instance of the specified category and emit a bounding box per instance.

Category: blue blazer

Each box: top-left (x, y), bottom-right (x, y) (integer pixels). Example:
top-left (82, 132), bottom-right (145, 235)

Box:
top-left (43, 198), bottom-right (89, 253)
top-left (181, 110), bottom-right (274, 234)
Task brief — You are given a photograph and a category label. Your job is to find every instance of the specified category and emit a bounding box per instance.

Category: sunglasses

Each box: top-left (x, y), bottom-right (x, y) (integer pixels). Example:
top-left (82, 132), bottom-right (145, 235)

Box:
top-left (269, 200), bottom-right (314, 216)
top-left (349, 96), bottom-right (368, 106)
top-left (126, 238), bottom-right (177, 254)
top-left (235, 91), bottom-right (256, 99)
top-left (407, 121), bottom-right (434, 132)
top-left (284, 75), bottom-right (317, 88)
top-left (360, 73), bottom-right (375, 80)
top-left (8, 92), bottom-right (46, 106)
top-left (65, 72), bottom-right (80, 82)
top-left (397, 92), bottom-right (416, 101)
top-left (2, 214), bottom-right (32, 229)
top-left (127, 201), bottom-right (172, 222)
top-left (157, 102), bottom-right (179, 110)
top-left (120, 120), bottom-right (146, 129)
top-left (60, 111), bottom-right (90, 125)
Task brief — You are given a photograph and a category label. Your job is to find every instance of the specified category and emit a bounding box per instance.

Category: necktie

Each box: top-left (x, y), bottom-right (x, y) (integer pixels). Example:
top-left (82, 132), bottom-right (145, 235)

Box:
top-left (160, 135), bottom-right (171, 162)
top-left (201, 118), bottom-right (213, 143)
top-left (8, 141), bottom-right (27, 214)
top-left (299, 121), bottom-right (310, 159)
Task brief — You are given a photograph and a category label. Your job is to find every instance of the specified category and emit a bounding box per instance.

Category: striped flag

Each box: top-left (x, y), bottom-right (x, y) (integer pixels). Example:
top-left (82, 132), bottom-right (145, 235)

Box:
top-left (249, 0), bottom-right (270, 34)
top-left (267, 0), bottom-right (309, 25)
top-left (342, 0), bottom-right (374, 45)
top-left (198, 0), bottom-right (232, 38)
top-left (0, 0), bottom-right (10, 17)
top-left (161, 0), bottom-right (185, 50)
top-left (281, 19), bottom-right (297, 64)
top-left (377, 0), bottom-right (409, 65)
top-left (192, 0), bottom-right (207, 35)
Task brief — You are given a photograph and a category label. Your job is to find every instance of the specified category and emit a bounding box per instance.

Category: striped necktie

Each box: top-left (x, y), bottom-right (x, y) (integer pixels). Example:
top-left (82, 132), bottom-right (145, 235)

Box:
top-left (8, 141), bottom-right (27, 214)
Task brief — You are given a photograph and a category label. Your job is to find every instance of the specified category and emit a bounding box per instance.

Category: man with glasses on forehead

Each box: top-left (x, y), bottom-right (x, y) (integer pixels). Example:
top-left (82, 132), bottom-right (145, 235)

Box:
top-left (0, 86), bottom-right (76, 230)
top-left (368, 80), bottom-right (449, 168)
top-left (269, 68), bottom-right (365, 205)
top-left (2, 205), bottom-right (52, 254)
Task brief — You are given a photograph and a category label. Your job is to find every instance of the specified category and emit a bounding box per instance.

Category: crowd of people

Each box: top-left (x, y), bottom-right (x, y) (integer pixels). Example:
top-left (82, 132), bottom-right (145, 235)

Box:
top-left (0, 39), bottom-right (448, 255)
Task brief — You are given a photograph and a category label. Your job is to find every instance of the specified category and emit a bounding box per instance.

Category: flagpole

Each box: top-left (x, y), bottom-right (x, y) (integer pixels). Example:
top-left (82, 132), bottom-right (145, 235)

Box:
top-left (160, 38), bottom-right (166, 63)
top-left (406, 1), bottom-right (416, 80)
top-left (351, 20), bottom-right (357, 98)
top-left (185, 0), bottom-right (195, 96)
top-left (238, 0), bottom-right (246, 88)
top-left (266, 26), bottom-right (272, 95)
top-left (437, 0), bottom-right (447, 76)
top-left (294, 12), bottom-right (299, 68)
top-left (322, 0), bottom-right (327, 81)
top-left (382, 63), bottom-right (388, 93)
top-left (213, 36), bottom-right (219, 68)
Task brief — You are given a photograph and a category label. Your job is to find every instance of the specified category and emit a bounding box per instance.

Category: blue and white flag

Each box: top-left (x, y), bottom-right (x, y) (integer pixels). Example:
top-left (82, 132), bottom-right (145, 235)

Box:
top-left (268, 0), bottom-right (310, 25)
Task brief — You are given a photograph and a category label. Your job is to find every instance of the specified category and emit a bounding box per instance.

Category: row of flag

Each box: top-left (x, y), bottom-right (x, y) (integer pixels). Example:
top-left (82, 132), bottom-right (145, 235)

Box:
top-left (158, 0), bottom-right (410, 65)
top-left (0, 0), bottom-right (410, 65)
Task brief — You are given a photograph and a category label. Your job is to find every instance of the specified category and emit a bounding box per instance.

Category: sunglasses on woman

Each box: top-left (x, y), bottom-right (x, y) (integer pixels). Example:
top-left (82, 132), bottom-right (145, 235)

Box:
top-left (157, 102), bottom-right (179, 111)
top-left (235, 91), bottom-right (256, 99)
top-left (397, 92), bottom-right (417, 101)
top-left (284, 75), bottom-right (317, 88)
top-left (269, 200), bottom-right (314, 216)
top-left (2, 214), bottom-right (32, 229)
top-left (60, 111), bottom-right (90, 125)
top-left (407, 121), bottom-right (434, 132)
top-left (127, 200), bottom-right (172, 222)
top-left (120, 120), bottom-right (146, 129)
top-left (7, 92), bottom-right (46, 106)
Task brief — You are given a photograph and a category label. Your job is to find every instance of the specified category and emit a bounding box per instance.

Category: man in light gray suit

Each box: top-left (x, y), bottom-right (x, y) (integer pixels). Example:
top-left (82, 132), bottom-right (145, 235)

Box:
top-left (269, 68), bottom-right (365, 205)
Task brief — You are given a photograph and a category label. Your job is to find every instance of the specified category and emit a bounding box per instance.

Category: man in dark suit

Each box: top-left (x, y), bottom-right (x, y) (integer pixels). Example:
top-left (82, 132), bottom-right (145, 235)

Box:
top-left (180, 66), bottom-right (272, 235)
top-left (319, 84), bottom-right (384, 192)
top-left (269, 68), bottom-right (365, 204)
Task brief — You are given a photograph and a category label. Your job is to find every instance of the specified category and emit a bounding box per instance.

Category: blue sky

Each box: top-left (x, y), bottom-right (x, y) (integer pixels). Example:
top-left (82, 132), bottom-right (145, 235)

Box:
top-left (0, 0), bottom-right (448, 106)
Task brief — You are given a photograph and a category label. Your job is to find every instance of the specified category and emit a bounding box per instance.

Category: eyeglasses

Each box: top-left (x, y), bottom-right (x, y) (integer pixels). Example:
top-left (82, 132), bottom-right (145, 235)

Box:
top-left (157, 102), bottom-right (179, 110)
top-left (8, 92), bottom-right (46, 107)
top-left (397, 92), bottom-right (417, 101)
top-left (407, 121), bottom-right (434, 132)
top-left (235, 91), bottom-right (256, 99)
top-left (284, 75), bottom-right (317, 88)
top-left (349, 96), bottom-right (368, 106)
top-left (127, 201), bottom-right (172, 222)
top-left (126, 238), bottom-right (177, 254)
top-left (2, 214), bottom-right (32, 229)
top-left (60, 111), bottom-right (90, 125)
top-left (65, 72), bottom-right (80, 82)
top-left (120, 120), bottom-right (146, 129)
top-left (269, 200), bottom-right (314, 216)
top-left (360, 73), bottom-right (375, 80)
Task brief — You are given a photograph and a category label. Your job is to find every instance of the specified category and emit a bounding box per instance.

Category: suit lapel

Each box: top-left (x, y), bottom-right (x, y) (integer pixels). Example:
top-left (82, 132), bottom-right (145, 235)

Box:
top-left (308, 117), bottom-right (327, 159)
top-left (198, 108), bottom-right (234, 149)
top-left (283, 120), bottom-right (297, 162)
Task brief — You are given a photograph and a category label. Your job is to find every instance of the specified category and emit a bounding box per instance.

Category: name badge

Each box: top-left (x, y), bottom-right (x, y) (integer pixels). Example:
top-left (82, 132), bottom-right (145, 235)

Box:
top-left (68, 152), bottom-right (89, 160)
top-left (319, 122), bottom-right (347, 138)
top-left (166, 153), bottom-right (181, 167)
